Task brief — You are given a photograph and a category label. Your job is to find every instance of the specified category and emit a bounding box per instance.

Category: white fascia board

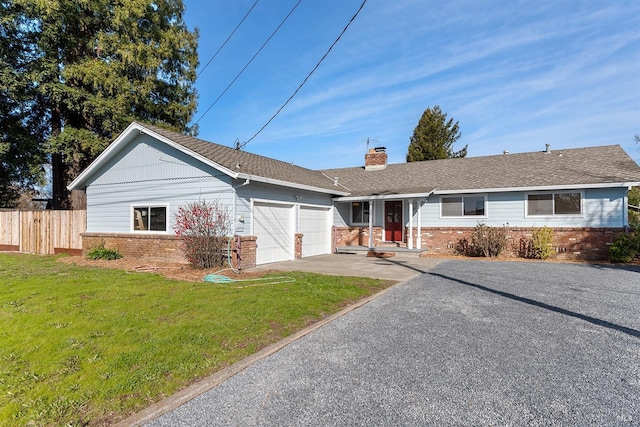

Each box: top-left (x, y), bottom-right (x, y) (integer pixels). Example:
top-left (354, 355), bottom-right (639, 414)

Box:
top-left (68, 122), bottom-right (140, 190)
top-left (68, 123), bottom-right (239, 190)
top-left (333, 190), bottom-right (435, 202)
top-left (237, 173), bottom-right (350, 196)
top-left (433, 182), bottom-right (640, 195)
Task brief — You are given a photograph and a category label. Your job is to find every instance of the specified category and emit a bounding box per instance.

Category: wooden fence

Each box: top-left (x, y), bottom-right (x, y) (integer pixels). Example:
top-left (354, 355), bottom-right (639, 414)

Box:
top-left (0, 210), bottom-right (86, 255)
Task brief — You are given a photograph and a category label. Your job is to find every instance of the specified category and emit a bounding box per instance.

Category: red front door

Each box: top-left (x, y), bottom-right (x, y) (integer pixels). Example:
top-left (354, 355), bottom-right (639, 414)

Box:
top-left (384, 200), bottom-right (403, 242)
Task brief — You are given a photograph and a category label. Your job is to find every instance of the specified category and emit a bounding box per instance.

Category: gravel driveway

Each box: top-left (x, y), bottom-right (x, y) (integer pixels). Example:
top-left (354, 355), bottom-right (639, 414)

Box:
top-left (146, 260), bottom-right (640, 426)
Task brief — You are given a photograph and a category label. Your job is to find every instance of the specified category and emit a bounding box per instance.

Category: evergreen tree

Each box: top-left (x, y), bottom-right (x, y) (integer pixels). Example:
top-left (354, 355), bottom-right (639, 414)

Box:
top-left (406, 106), bottom-right (467, 162)
top-left (3, 0), bottom-right (199, 208)
top-left (0, 2), bottom-right (47, 207)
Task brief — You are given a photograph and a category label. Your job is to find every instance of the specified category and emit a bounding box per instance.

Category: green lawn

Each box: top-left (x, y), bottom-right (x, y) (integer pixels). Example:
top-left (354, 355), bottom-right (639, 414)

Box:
top-left (0, 253), bottom-right (393, 426)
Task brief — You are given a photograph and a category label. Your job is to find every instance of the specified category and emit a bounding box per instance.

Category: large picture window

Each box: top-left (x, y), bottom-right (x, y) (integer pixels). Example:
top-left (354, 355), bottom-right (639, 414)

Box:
top-left (351, 201), bottom-right (370, 224)
top-left (133, 206), bottom-right (167, 231)
top-left (441, 195), bottom-right (486, 217)
top-left (527, 192), bottom-right (581, 216)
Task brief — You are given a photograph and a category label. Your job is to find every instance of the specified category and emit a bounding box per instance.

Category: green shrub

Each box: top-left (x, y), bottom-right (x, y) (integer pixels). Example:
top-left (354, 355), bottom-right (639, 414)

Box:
top-left (608, 232), bottom-right (640, 263)
top-left (520, 226), bottom-right (554, 259)
top-left (87, 240), bottom-right (122, 260)
top-left (457, 222), bottom-right (509, 257)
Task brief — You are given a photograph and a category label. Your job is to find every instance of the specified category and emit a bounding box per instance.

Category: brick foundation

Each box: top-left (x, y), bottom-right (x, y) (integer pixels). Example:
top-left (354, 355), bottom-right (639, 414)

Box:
top-left (82, 233), bottom-right (258, 269)
top-left (334, 226), bottom-right (624, 261)
top-left (333, 226), bottom-right (384, 248)
top-left (295, 233), bottom-right (303, 259)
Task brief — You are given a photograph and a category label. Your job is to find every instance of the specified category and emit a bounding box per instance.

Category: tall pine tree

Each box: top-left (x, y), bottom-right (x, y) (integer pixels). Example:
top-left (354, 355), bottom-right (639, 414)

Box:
top-left (3, 0), bottom-right (199, 208)
top-left (406, 106), bottom-right (467, 162)
top-left (0, 1), bottom-right (48, 207)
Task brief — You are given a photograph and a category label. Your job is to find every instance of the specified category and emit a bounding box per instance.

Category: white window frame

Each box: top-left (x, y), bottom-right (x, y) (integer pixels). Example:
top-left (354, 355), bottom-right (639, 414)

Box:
top-left (130, 204), bottom-right (170, 233)
top-left (525, 191), bottom-right (584, 217)
top-left (350, 200), bottom-right (371, 225)
top-left (439, 194), bottom-right (488, 218)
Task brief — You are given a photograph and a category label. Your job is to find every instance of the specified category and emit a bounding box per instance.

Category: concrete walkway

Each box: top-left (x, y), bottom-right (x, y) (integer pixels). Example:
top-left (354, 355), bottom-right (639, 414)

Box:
top-left (250, 252), bottom-right (445, 281)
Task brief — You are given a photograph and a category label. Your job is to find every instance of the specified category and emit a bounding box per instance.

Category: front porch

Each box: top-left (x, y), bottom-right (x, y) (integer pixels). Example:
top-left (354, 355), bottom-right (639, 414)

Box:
top-left (335, 244), bottom-right (427, 256)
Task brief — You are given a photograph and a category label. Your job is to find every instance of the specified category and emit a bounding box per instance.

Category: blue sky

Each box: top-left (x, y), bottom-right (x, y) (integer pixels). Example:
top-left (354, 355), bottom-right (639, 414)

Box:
top-left (183, 0), bottom-right (640, 168)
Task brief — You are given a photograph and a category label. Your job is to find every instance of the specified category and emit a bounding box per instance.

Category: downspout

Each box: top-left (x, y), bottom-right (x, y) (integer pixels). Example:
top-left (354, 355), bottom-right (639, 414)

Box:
top-left (232, 179), bottom-right (251, 267)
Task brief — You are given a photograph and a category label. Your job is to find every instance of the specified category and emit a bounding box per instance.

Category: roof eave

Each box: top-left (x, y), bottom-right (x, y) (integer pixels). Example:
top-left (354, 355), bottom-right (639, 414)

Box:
top-left (433, 182), bottom-right (640, 194)
top-left (333, 190), bottom-right (436, 202)
top-left (238, 173), bottom-right (350, 196)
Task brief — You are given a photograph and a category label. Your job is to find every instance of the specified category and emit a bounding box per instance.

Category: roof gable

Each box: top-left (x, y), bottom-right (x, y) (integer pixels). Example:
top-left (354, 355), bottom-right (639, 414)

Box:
top-left (69, 122), bottom-right (348, 195)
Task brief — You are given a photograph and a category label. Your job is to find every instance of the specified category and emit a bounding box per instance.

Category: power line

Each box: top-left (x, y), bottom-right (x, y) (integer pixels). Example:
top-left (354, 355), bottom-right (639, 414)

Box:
top-left (197, 0), bottom-right (260, 78)
top-left (194, 0), bottom-right (304, 126)
top-left (241, 0), bottom-right (368, 148)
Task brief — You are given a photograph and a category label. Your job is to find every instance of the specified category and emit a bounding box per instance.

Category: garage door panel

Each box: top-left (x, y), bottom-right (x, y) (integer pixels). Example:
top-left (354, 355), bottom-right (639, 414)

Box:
top-left (299, 206), bottom-right (331, 258)
top-left (254, 202), bottom-right (293, 265)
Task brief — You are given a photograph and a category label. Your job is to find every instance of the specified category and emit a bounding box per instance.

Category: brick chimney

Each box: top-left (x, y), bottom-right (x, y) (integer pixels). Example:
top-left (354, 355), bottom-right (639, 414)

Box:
top-left (365, 147), bottom-right (387, 171)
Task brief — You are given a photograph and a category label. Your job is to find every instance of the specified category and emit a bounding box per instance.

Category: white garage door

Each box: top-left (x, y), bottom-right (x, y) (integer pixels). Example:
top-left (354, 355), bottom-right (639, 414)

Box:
top-left (299, 206), bottom-right (331, 257)
top-left (253, 202), bottom-right (294, 265)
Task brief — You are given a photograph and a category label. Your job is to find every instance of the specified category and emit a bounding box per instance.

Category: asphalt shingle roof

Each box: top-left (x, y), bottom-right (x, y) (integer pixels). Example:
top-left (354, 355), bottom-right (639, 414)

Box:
top-left (140, 123), bottom-right (340, 193)
top-left (141, 123), bottom-right (640, 197)
top-left (322, 145), bottom-right (640, 197)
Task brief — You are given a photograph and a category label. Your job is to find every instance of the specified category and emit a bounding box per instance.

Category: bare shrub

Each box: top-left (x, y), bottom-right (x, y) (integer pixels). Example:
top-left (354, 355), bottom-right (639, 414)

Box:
top-left (457, 222), bottom-right (509, 257)
top-left (174, 200), bottom-right (232, 269)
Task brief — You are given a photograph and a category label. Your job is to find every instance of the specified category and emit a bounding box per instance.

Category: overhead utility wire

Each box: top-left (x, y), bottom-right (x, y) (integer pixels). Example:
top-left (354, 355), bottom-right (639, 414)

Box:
top-left (197, 0), bottom-right (260, 78)
top-left (241, 0), bottom-right (368, 147)
top-left (194, 0), bottom-right (304, 126)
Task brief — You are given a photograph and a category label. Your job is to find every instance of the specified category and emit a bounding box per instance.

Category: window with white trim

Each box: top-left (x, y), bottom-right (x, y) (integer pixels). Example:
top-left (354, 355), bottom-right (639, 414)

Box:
top-left (527, 192), bottom-right (581, 216)
top-left (133, 206), bottom-right (167, 231)
top-left (441, 195), bottom-right (486, 217)
top-left (351, 201), bottom-right (370, 224)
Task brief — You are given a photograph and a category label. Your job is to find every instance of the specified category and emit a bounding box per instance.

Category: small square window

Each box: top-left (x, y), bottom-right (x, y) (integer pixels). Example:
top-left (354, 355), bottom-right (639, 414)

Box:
top-left (351, 201), bottom-right (370, 224)
top-left (133, 206), bottom-right (167, 231)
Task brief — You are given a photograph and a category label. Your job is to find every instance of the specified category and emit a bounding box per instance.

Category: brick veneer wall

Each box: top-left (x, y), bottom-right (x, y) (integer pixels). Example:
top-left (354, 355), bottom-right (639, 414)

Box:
top-left (82, 233), bottom-right (258, 269)
top-left (233, 235), bottom-right (257, 269)
top-left (333, 226), bottom-right (384, 248)
top-left (295, 233), bottom-right (303, 259)
top-left (334, 226), bottom-right (624, 261)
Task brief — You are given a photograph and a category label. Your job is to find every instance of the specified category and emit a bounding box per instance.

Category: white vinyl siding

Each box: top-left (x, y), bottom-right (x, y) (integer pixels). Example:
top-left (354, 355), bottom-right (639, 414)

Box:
top-left (85, 134), bottom-right (233, 234)
top-left (422, 188), bottom-right (626, 228)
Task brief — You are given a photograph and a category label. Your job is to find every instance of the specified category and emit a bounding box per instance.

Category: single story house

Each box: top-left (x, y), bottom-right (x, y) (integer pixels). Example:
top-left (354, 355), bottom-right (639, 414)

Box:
top-left (68, 122), bottom-right (640, 266)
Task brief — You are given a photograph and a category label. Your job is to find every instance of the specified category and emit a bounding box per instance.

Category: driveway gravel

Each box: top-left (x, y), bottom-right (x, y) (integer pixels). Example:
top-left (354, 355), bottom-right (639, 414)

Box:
top-left (146, 260), bottom-right (640, 426)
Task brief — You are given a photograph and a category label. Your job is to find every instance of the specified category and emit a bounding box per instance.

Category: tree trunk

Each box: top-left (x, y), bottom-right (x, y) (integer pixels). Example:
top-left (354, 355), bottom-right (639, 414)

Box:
top-left (51, 109), bottom-right (69, 210)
